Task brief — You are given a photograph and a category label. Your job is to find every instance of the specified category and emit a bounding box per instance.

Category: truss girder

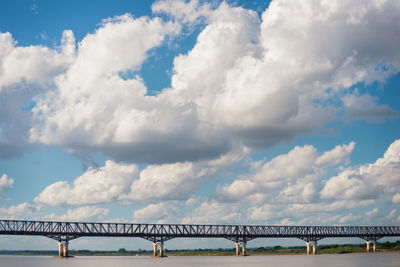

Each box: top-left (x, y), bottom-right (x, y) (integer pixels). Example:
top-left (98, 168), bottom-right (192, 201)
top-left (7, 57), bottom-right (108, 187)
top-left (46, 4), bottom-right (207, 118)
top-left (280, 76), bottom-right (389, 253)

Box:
top-left (0, 220), bottom-right (399, 242)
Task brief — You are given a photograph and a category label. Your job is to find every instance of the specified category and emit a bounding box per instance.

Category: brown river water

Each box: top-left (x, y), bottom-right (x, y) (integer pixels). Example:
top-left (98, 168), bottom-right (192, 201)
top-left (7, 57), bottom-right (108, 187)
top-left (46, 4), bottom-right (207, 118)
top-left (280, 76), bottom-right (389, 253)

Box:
top-left (0, 253), bottom-right (399, 267)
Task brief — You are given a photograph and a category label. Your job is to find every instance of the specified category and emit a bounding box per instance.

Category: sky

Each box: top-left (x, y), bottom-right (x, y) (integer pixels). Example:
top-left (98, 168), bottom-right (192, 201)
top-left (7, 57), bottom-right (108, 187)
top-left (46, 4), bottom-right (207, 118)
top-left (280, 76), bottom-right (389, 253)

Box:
top-left (0, 0), bottom-right (399, 251)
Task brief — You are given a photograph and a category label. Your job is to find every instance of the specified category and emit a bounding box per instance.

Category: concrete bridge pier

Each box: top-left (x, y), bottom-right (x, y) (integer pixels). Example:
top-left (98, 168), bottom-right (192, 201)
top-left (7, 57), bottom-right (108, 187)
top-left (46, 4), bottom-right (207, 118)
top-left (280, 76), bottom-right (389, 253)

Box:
top-left (58, 241), bottom-right (63, 257)
top-left (58, 241), bottom-right (69, 257)
top-left (366, 241), bottom-right (376, 252)
top-left (306, 241), bottom-right (317, 255)
top-left (235, 242), bottom-right (247, 256)
top-left (153, 241), bottom-right (165, 257)
top-left (311, 241), bottom-right (317, 255)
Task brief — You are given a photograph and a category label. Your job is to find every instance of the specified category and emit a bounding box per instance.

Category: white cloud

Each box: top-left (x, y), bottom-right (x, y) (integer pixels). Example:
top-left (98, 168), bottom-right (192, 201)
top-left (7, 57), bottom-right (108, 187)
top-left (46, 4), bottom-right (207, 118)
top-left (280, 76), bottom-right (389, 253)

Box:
top-left (34, 160), bottom-right (138, 206)
top-left (0, 202), bottom-right (39, 219)
top-left (252, 145), bottom-right (318, 184)
top-left (247, 199), bottom-right (375, 225)
top-left (44, 206), bottom-right (109, 222)
top-left (182, 200), bottom-right (243, 224)
top-left (249, 204), bottom-right (281, 221)
top-left (386, 209), bottom-right (397, 220)
top-left (392, 193), bottom-right (400, 204)
top-left (0, 30), bottom-right (75, 91)
top-left (260, 0), bottom-right (400, 87)
top-left (152, 0), bottom-right (211, 24)
top-left (185, 195), bottom-right (203, 207)
top-left (216, 179), bottom-right (259, 203)
top-left (279, 218), bottom-right (296, 226)
top-left (0, 30), bottom-right (76, 158)
top-left (339, 213), bottom-right (362, 224)
top-left (365, 207), bottom-right (379, 217)
top-left (29, 14), bottom-right (230, 163)
top-left (203, 140), bottom-right (400, 225)
top-left (342, 92), bottom-right (399, 122)
top-left (121, 162), bottom-right (215, 202)
top-left (316, 142), bottom-right (355, 166)
top-left (0, 174), bottom-right (14, 196)
top-left (321, 139), bottom-right (400, 201)
top-left (35, 159), bottom-right (220, 207)
top-left (217, 142), bottom-right (355, 204)
top-left (0, 88), bottom-right (34, 158)
top-left (0, 0), bottom-right (397, 164)
top-left (28, 139), bottom-right (400, 225)
top-left (320, 169), bottom-right (379, 200)
top-left (133, 201), bottom-right (181, 223)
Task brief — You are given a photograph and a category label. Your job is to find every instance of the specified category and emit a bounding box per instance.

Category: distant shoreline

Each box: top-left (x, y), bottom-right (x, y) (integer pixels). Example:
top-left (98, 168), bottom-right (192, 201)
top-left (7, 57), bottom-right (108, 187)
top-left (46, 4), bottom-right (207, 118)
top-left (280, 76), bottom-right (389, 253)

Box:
top-left (1, 241), bottom-right (399, 256)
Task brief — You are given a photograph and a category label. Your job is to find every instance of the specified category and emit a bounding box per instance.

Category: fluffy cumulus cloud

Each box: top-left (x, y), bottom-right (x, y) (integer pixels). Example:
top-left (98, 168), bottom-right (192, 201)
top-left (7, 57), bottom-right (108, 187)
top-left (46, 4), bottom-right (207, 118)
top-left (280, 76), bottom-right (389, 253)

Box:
top-left (0, 0), bottom-right (396, 163)
top-left (216, 142), bottom-right (355, 204)
top-left (0, 30), bottom-right (75, 158)
top-left (0, 30), bottom-right (75, 90)
top-left (392, 193), bottom-right (400, 204)
top-left (25, 138), bottom-right (400, 225)
top-left (121, 162), bottom-right (215, 202)
top-left (342, 92), bottom-right (399, 122)
top-left (365, 207), bottom-right (379, 217)
top-left (133, 201), bottom-right (181, 223)
top-left (130, 141), bottom-right (360, 224)
top-left (44, 206), bottom-right (109, 222)
top-left (34, 160), bottom-right (138, 206)
top-left (29, 14), bottom-right (202, 163)
top-left (0, 174), bottom-right (14, 196)
top-left (316, 142), bottom-right (356, 166)
top-left (321, 139), bottom-right (400, 201)
top-left (152, 0), bottom-right (211, 24)
top-left (182, 200), bottom-right (244, 224)
top-left (0, 202), bottom-right (39, 219)
top-left (178, 140), bottom-right (398, 225)
top-left (34, 159), bottom-right (220, 207)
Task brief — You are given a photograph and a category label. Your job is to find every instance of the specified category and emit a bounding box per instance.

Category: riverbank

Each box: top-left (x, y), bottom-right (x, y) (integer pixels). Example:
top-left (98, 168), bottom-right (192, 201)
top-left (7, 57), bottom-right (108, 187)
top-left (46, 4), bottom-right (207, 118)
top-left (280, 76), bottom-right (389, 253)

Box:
top-left (1, 241), bottom-right (399, 256)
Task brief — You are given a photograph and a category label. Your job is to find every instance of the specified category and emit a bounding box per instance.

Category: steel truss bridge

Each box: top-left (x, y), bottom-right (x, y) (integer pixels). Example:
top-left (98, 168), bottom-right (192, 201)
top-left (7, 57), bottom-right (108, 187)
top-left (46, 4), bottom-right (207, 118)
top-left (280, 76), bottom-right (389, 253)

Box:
top-left (1, 219), bottom-right (399, 256)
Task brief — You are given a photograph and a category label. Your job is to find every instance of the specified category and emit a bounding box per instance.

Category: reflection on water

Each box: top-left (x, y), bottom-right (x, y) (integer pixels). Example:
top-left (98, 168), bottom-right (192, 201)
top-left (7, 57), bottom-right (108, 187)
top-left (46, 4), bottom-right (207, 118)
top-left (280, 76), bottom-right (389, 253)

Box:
top-left (1, 253), bottom-right (399, 267)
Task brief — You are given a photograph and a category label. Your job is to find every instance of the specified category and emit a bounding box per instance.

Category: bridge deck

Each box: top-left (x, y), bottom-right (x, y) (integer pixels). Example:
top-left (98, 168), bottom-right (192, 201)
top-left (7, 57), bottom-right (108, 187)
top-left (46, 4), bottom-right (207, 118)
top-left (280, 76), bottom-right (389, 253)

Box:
top-left (1, 219), bottom-right (399, 242)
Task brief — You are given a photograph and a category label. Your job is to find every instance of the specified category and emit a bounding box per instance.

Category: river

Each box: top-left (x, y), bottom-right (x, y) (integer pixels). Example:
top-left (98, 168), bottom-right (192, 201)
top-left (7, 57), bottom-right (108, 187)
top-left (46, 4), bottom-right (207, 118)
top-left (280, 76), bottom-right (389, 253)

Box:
top-left (0, 253), bottom-right (399, 267)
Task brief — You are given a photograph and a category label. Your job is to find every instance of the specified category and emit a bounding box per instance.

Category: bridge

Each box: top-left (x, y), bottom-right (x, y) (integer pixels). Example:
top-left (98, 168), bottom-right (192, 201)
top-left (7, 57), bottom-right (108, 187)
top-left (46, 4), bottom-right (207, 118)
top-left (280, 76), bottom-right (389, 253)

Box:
top-left (1, 219), bottom-right (399, 257)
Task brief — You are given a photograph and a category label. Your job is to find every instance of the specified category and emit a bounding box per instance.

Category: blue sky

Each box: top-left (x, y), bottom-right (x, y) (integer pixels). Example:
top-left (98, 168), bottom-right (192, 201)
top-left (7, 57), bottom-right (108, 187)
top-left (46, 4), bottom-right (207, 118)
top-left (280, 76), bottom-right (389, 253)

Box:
top-left (0, 0), bottom-right (399, 250)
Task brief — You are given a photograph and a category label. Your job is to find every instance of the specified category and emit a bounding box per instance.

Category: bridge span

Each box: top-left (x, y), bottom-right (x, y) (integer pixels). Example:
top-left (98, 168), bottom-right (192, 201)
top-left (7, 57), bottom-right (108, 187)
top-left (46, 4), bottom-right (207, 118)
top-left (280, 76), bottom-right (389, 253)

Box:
top-left (1, 219), bottom-right (399, 257)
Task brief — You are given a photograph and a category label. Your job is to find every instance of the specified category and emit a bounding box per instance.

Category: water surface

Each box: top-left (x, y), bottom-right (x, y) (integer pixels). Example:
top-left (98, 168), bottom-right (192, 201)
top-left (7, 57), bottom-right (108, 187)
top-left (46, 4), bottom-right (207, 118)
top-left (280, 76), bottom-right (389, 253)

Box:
top-left (1, 253), bottom-right (399, 267)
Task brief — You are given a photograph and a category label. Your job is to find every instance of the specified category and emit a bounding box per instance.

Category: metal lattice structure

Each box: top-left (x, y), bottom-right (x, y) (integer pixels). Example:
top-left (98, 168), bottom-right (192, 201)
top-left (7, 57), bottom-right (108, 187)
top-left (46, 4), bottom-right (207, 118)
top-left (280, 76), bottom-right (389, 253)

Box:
top-left (1, 219), bottom-right (399, 243)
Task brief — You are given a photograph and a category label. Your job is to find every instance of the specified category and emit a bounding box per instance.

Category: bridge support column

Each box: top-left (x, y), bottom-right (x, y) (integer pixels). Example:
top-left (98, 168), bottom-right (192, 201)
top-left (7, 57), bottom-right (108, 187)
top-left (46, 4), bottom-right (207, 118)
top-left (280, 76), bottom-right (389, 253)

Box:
top-left (64, 241), bottom-right (69, 257)
top-left (58, 242), bottom-right (64, 257)
top-left (366, 241), bottom-right (376, 253)
top-left (58, 241), bottom-right (68, 257)
top-left (153, 242), bottom-right (158, 257)
top-left (153, 242), bottom-right (165, 257)
top-left (306, 242), bottom-right (311, 255)
top-left (310, 241), bottom-right (317, 255)
top-left (159, 242), bottom-right (164, 257)
top-left (235, 242), bottom-right (247, 256)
